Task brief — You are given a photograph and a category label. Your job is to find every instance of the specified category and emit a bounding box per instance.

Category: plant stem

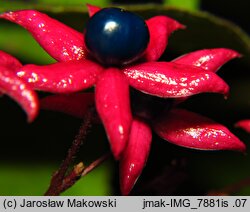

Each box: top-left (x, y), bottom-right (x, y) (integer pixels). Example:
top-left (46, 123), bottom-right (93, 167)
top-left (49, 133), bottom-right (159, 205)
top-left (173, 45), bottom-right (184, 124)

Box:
top-left (45, 106), bottom-right (95, 196)
top-left (48, 152), bottom-right (110, 195)
top-left (81, 152), bottom-right (111, 177)
top-left (59, 153), bottom-right (111, 194)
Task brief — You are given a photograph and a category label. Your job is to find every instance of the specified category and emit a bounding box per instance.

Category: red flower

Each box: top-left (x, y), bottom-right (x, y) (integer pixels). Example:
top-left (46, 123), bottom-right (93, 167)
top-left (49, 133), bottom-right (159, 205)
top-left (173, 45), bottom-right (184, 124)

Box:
top-left (0, 4), bottom-right (246, 195)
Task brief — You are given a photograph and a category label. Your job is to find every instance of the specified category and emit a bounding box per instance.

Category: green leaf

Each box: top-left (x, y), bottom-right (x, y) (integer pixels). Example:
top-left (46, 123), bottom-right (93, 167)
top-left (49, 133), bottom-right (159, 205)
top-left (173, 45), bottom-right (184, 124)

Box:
top-left (164, 0), bottom-right (200, 11)
top-left (0, 164), bottom-right (54, 195)
top-left (0, 24), bottom-right (55, 64)
top-left (0, 0), bottom-right (110, 10)
top-left (37, 0), bottom-right (110, 7)
top-left (0, 162), bottom-right (113, 195)
top-left (0, 4), bottom-right (249, 66)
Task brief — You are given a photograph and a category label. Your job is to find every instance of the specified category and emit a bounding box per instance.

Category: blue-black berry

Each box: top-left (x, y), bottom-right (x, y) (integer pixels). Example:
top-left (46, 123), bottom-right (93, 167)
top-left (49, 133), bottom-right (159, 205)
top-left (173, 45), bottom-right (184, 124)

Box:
top-left (85, 8), bottom-right (149, 66)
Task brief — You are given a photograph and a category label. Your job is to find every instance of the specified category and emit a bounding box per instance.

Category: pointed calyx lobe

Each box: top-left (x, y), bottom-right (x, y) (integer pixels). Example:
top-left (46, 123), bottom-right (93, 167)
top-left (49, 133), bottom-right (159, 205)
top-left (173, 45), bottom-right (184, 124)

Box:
top-left (235, 120), bottom-right (250, 133)
top-left (41, 92), bottom-right (94, 118)
top-left (86, 4), bottom-right (101, 17)
top-left (120, 119), bottom-right (152, 195)
top-left (144, 16), bottom-right (185, 62)
top-left (0, 66), bottom-right (39, 122)
top-left (154, 109), bottom-right (246, 152)
top-left (0, 51), bottom-right (22, 95)
top-left (173, 48), bottom-right (241, 72)
top-left (0, 50), bottom-right (22, 71)
top-left (123, 62), bottom-right (229, 98)
top-left (171, 48), bottom-right (240, 104)
top-left (95, 68), bottom-right (132, 159)
top-left (0, 10), bottom-right (87, 62)
top-left (17, 60), bottom-right (103, 93)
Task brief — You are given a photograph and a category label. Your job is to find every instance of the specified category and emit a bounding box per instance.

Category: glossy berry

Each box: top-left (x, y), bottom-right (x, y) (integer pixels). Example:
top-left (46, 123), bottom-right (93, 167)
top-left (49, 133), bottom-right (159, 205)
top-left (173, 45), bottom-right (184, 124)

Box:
top-left (85, 8), bottom-right (149, 66)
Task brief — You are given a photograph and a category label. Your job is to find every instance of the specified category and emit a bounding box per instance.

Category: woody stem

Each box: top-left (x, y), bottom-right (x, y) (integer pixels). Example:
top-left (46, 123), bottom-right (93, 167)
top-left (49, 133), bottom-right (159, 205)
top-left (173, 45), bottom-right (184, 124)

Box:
top-left (44, 106), bottom-right (95, 196)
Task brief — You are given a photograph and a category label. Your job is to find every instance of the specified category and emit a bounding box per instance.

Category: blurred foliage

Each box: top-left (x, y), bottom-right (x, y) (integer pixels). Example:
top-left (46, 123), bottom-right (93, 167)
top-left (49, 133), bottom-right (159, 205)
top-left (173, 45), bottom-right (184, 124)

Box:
top-left (164, 0), bottom-right (200, 11)
top-left (0, 164), bottom-right (54, 195)
top-left (0, 0), bottom-right (250, 195)
top-left (0, 0), bottom-right (110, 8)
top-left (113, 0), bottom-right (200, 11)
top-left (37, 0), bottom-right (109, 6)
top-left (0, 161), bottom-right (113, 195)
top-left (0, 24), bottom-right (55, 64)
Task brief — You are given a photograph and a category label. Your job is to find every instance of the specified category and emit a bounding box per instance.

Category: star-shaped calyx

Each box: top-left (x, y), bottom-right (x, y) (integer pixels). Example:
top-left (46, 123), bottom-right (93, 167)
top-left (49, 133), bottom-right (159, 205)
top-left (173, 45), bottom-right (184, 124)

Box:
top-left (0, 4), bottom-right (246, 195)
